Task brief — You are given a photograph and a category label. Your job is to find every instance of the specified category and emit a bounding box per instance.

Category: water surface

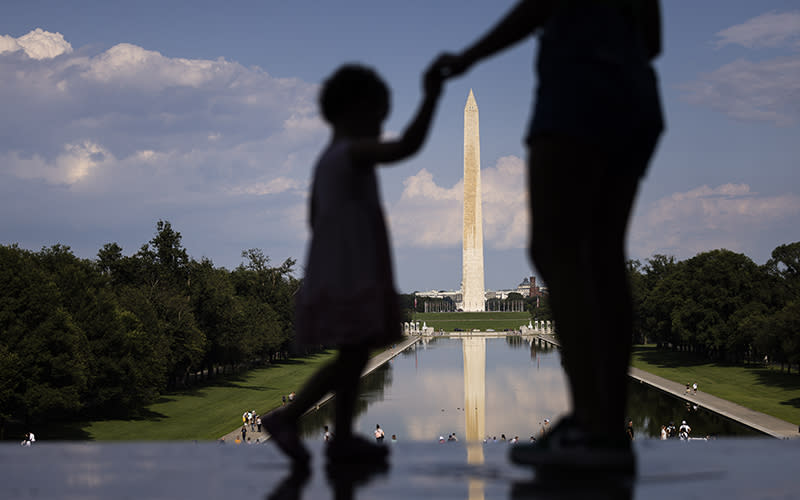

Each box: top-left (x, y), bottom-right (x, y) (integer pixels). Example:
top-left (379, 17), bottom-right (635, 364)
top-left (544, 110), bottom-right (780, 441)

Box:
top-left (299, 337), bottom-right (760, 442)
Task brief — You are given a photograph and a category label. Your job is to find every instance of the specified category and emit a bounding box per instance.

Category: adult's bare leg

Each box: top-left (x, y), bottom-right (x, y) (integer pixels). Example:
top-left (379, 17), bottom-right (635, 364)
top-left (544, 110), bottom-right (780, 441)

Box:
top-left (528, 135), bottom-right (639, 437)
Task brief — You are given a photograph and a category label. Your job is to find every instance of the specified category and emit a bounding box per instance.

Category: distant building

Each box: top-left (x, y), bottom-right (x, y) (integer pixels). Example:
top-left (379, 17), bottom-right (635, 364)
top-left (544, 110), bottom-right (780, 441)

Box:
top-left (415, 276), bottom-right (546, 312)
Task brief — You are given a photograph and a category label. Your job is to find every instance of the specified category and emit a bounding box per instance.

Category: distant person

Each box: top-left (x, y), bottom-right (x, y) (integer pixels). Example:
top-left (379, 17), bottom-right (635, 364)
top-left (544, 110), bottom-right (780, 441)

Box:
top-left (433, 0), bottom-right (663, 475)
top-left (626, 419), bottom-right (634, 441)
top-left (391, 434), bottom-right (397, 443)
top-left (693, 382), bottom-right (698, 395)
top-left (262, 61), bottom-right (445, 466)
top-left (374, 424), bottom-right (385, 443)
top-left (323, 425), bottom-right (333, 443)
top-left (679, 421), bottom-right (691, 440)
top-left (660, 425), bottom-right (667, 440)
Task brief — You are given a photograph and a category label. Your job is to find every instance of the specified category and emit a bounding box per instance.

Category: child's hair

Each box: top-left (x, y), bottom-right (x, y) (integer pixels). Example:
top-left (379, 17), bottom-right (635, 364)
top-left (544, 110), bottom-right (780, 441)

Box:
top-left (319, 64), bottom-right (390, 125)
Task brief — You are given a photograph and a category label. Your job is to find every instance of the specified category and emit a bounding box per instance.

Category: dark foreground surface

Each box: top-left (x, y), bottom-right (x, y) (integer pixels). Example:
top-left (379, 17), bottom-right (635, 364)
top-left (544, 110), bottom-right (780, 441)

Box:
top-left (2, 439), bottom-right (798, 499)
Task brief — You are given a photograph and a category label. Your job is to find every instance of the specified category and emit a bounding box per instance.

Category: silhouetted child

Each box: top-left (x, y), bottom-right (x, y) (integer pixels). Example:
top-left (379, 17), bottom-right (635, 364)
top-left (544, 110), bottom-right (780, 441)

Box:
top-left (262, 62), bottom-right (443, 466)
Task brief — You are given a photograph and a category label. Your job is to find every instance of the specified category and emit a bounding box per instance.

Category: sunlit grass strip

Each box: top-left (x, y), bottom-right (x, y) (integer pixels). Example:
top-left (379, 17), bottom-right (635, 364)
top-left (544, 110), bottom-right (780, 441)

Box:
top-left (84, 350), bottom-right (337, 440)
top-left (414, 312), bottom-right (530, 331)
top-left (631, 345), bottom-right (800, 425)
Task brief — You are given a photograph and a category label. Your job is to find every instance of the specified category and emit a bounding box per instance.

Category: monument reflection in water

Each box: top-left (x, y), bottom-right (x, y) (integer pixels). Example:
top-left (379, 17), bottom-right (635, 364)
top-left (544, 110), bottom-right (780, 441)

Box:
top-left (463, 337), bottom-right (486, 500)
top-left (298, 336), bottom-right (760, 445)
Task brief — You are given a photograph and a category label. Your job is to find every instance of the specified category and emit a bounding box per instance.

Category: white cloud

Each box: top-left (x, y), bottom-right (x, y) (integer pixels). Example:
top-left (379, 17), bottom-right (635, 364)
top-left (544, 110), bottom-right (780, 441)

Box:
top-left (389, 156), bottom-right (529, 250)
top-left (0, 28), bottom-right (72, 59)
top-left (481, 156), bottom-right (529, 249)
top-left (630, 183), bottom-right (800, 260)
top-left (228, 176), bottom-right (305, 196)
top-left (680, 56), bottom-right (800, 125)
top-left (4, 141), bottom-right (111, 185)
top-left (0, 30), bottom-right (327, 265)
top-left (682, 11), bottom-right (800, 125)
top-left (82, 43), bottom-right (229, 89)
top-left (0, 35), bottom-right (21, 55)
top-left (714, 11), bottom-right (800, 49)
top-left (0, 32), bottom-right (325, 184)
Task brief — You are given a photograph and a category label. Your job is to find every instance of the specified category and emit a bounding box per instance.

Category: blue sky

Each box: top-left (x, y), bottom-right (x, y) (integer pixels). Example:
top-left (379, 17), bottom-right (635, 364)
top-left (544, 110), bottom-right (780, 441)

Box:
top-left (2, 1), bottom-right (798, 293)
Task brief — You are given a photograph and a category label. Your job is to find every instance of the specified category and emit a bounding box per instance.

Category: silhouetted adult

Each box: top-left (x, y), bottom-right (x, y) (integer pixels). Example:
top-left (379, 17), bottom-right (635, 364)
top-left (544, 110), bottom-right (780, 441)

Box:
top-left (434, 0), bottom-right (664, 474)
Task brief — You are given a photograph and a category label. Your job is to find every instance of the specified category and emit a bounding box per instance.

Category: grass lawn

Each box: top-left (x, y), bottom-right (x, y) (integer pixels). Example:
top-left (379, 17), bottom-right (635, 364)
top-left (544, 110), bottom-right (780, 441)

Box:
top-left (414, 311), bottom-right (530, 332)
top-left (632, 345), bottom-right (800, 425)
top-left (80, 350), bottom-right (338, 441)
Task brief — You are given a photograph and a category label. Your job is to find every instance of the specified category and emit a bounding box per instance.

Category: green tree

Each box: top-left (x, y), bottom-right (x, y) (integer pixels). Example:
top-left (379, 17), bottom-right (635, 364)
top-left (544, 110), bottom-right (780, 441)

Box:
top-left (641, 250), bottom-right (769, 361)
top-left (0, 344), bottom-right (23, 438)
top-left (0, 245), bottom-right (90, 423)
top-left (232, 249), bottom-right (299, 353)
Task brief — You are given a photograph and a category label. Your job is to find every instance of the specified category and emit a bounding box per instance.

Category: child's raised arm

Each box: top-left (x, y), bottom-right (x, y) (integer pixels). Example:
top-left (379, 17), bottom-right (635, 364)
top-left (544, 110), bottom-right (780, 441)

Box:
top-left (349, 57), bottom-right (445, 166)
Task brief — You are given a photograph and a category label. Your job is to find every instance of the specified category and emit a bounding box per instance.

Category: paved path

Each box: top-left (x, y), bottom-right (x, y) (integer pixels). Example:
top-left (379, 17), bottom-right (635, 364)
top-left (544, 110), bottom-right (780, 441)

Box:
top-left (629, 366), bottom-right (799, 439)
top-left (529, 334), bottom-right (797, 439)
top-left (219, 335), bottom-right (421, 443)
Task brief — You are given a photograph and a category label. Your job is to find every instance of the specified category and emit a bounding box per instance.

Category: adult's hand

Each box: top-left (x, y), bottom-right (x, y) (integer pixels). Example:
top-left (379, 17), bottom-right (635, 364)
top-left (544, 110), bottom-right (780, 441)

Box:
top-left (432, 53), bottom-right (470, 80)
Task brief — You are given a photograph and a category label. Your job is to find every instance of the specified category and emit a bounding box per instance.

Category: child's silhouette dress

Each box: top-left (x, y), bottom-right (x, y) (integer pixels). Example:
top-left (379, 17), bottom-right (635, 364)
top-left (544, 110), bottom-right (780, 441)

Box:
top-left (295, 138), bottom-right (402, 347)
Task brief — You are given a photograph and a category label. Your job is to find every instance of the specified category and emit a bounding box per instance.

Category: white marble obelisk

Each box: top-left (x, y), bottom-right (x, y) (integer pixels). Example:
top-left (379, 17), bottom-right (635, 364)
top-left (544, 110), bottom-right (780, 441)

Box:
top-left (462, 89), bottom-right (485, 312)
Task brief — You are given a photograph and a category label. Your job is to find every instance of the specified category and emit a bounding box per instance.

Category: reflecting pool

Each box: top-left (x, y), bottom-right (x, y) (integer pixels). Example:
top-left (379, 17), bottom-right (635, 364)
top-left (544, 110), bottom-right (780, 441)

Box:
top-left (298, 337), bottom-right (761, 442)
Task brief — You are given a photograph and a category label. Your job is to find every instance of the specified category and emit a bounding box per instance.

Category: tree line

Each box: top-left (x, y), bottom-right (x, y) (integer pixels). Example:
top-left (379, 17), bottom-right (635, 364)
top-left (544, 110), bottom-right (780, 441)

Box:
top-left (0, 220), bottom-right (303, 433)
top-left (628, 242), bottom-right (800, 372)
top-left (2, 218), bottom-right (796, 436)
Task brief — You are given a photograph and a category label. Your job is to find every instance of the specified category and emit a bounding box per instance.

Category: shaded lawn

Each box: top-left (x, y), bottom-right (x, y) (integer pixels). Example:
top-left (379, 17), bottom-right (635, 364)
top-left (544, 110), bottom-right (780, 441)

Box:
top-left (83, 350), bottom-right (337, 441)
top-left (631, 345), bottom-right (800, 425)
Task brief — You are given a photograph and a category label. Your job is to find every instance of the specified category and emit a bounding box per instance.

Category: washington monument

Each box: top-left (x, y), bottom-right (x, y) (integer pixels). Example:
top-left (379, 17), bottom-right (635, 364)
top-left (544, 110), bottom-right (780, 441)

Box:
top-left (461, 90), bottom-right (485, 312)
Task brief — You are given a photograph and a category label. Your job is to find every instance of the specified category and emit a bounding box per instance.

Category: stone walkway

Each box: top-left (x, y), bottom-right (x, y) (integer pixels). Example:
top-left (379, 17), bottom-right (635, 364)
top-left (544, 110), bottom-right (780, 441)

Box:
top-left (219, 335), bottom-right (421, 443)
top-left (8, 438), bottom-right (800, 499)
top-left (629, 366), bottom-right (799, 439)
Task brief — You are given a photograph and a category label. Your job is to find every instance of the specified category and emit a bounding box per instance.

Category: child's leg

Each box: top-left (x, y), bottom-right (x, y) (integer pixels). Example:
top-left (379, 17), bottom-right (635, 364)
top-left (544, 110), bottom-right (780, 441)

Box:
top-left (263, 354), bottom-right (341, 464)
top-left (324, 345), bottom-right (388, 463)
top-left (280, 359), bottom-right (340, 421)
top-left (278, 346), bottom-right (368, 436)
top-left (332, 345), bottom-right (369, 439)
